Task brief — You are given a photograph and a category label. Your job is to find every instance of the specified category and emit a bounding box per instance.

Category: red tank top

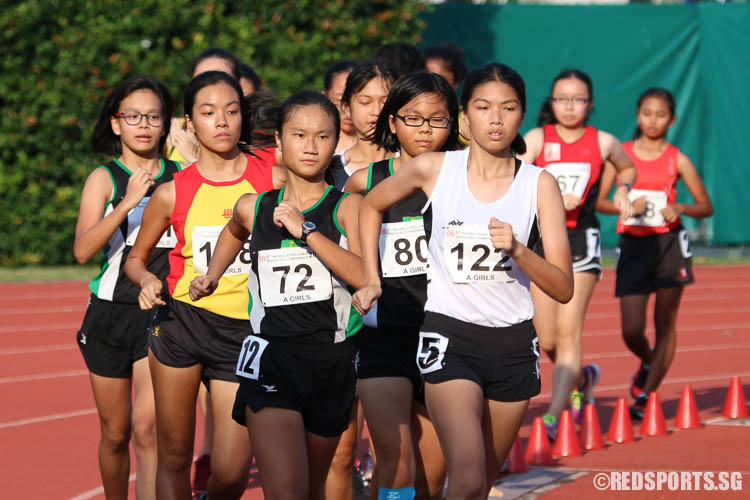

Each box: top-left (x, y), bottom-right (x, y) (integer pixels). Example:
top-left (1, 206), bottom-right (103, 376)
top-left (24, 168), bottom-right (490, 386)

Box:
top-left (167, 154), bottom-right (274, 318)
top-left (534, 124), bottom-right (603, 229)
top-left (618, 141), bottom-right (680, 236)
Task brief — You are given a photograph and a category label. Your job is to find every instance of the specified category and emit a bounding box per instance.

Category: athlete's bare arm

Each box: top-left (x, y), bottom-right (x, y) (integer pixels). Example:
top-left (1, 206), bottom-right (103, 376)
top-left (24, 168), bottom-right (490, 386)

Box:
top-left (342, 166), bottom-right (368, 194)
top-left (124, 181), bottom-right (175, 309)
top-left (666, 152), bottom-right (713, 222)
top-left (599, 131), bottom-right (636, 220)
top-left (519, 127), bottom-right (544, 164)
top-left (74, 166), bottom-right (155, 263)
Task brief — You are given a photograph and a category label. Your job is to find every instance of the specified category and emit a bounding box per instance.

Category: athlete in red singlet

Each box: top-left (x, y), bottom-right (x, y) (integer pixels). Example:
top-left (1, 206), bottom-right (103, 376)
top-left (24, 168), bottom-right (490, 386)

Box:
top-left (598, 87), bottom-right (712, 419)
top-left (521, 69), bottom-right (636, 439)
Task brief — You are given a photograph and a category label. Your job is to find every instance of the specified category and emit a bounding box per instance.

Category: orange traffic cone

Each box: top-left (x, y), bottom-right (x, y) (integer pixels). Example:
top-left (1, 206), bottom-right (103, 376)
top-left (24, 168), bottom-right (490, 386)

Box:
top-left (607, 397), bottom-right (635, 443)
top-left (507, 435), bottom-right (529, 473)
top-left (525, 417), bottom-right (554, 465)
top-left (640, 391), bottom-right (667, 437)
top-left (722, 377), bottom-right (749, 419)
top-left (675, 385), bottom-right (701, 429)
top-left (579, 404), bottom-right (605, 451)
top-left (552, 410), bottom-right (582, 458)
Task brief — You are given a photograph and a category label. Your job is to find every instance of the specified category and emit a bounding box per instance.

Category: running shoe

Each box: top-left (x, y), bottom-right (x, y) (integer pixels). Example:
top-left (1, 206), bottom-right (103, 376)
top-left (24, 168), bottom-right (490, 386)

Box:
top-left (570, 390), bottom-right (584, 425)
top-left (629, 393), bottom-right (648, 421)
top-left (630, 362), bottom-right (651, 399)
top-left (572, 363), bottom-right (601, 424)
top-left (543, 413), bottom-right (558, 441)
top-left (192, 454), bottom-right (211, 498)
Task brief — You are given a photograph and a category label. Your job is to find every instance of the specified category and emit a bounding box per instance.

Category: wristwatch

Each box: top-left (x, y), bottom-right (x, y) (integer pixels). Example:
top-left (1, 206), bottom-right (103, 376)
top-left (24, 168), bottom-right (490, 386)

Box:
top-left (300, 221), bottom-right (317, 245)
top-left (622, 183), bottom-right (633, 191)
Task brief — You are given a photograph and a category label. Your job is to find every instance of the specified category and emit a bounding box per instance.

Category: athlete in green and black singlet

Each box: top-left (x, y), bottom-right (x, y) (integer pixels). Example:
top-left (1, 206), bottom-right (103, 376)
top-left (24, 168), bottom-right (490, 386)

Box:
top-left (247, 185), bottom-right (361, 342)
top-left (89, 158), bottom-right (180, 302)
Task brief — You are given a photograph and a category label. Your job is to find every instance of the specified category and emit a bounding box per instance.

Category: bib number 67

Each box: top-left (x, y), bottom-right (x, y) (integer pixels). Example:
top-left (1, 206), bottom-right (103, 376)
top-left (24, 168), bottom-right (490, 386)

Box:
top-left (416, 332), bottom-right (449, 374)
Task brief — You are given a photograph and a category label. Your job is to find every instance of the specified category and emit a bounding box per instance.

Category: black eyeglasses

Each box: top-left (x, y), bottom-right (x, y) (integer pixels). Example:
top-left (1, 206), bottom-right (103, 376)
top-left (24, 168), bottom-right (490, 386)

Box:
top-left (394, 114), bottom-right (452, 129)
top-left (550, 97), bottom-right (590, 106)
top-left (113, 111), bottom-right (164, 127)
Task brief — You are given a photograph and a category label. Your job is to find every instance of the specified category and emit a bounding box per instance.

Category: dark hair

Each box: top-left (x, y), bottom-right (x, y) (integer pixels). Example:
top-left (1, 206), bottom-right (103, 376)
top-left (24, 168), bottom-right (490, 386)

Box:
top-left (239, 63), bottom-right (262, 93)
top-left (183, 71), bottom-right (273, 155)
top-left (242, 89), bottom-right (280, 151)
top-left (460, 63), bottom-right (527, 155)
top-left (537, 69), bottom-right (594, 127)
top-left (341, 60), bottom-right (399, 108)
top-left (277, 91), bottom-right (341, 184)
top-left (324, 60), bottom-right (359, 92)
top-left (369, 72), bottom-right (460, 154)
top-left (189, 48), bottom-right (241, 80)
top-left (92, 75), bottom-right (173, 156)
top-left (423, 45), bottom-right (468, 85)
top-left (373, 43), bottom-right (426, 78)
top-left (633, 87), bottom-right (676, 139)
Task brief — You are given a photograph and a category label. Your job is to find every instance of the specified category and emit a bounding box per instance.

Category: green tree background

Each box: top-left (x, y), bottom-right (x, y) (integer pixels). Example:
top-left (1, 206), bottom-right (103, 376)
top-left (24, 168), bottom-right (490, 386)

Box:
top-left (0, 0), bottom-right (427, 266)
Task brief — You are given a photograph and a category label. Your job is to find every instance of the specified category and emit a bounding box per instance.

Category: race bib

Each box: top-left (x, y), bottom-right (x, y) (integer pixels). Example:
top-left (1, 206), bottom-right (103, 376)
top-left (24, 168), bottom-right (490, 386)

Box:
top-left (192, 225), bottom-right (252, 275)
top-left (235, 335), bottom-right (269, 380)
top-left (378, 218), bottom-right (428, 277)
top-left (544, 162), bottom-right (591, 198)
top-left (443, 225), bottom-right (513, 284)
top-left (622, 189), bottom-right (668, 227)
top-left (125, 198), bottom-right (177, 248)
top-left (416, 331), bottom-right (449, 374)
top-left (258, 246), bottom-right (333, 307)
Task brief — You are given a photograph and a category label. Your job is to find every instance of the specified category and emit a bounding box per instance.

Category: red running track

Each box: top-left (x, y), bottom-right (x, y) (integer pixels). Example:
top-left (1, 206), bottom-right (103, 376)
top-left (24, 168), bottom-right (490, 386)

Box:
top-left (1, 266), bottom-right (749, 498)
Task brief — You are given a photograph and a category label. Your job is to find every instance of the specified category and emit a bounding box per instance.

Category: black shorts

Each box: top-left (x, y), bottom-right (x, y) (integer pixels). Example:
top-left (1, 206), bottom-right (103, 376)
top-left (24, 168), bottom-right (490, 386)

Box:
top-left (76, 294), bottom-right (153, 378)
top-left (149, 295), bottom-right (251, 383)
top-left (355, 325), bottom-right (424, 403)
top-left (232, 334), bottom-right (357, 437)
top-left (417, 312), bottom-right (540, 402)
top-left (536, 226), bottom-right (602, 277)
top-left (615, 228), bottom-right (694, 297)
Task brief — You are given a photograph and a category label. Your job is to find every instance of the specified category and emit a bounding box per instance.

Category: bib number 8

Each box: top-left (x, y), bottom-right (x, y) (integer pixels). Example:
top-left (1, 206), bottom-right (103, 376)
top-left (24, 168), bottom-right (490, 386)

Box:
top-left (394, 236), bottom-right (428, 266)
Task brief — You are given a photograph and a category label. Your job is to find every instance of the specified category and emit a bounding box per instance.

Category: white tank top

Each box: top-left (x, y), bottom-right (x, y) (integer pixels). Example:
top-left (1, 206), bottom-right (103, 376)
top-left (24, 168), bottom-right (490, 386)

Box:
top-left (424, 148), bottom-right (542, 327)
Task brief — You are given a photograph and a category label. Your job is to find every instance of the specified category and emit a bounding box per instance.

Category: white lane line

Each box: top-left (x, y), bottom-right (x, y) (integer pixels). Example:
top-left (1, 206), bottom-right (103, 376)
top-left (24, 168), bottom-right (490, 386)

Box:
top-left (0, 323), bottom-right (80, 334)
top-left (585, 306), bottom-right (750, 320)
top-left (534, 371), bottom-right (750, 400)
top-left (583, 322), bottom-right (750, 338)
top-left (0, 408), bottom-right (97, 430)
top-left (539, 343), bottom-right (750, 366)
top-left (69, 474), bottom-right (136, 500)
top-left (0, 344), bottom-right (75, 355)
top-left (0, 369), bottom-right (88, 384)
top-left (1, 307), bottom-right (85, 316)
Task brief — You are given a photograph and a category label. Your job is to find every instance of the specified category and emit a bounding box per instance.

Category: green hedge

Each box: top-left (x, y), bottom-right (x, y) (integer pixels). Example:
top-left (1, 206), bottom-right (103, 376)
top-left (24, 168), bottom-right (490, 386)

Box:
top-left (0, 0), bottom-right (426, 265)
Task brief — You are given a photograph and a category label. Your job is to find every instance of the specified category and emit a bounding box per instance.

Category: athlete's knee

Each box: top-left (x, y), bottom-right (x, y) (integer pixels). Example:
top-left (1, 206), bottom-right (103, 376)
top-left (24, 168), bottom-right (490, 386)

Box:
top-left (100, 421), bottom-right (131, 454)
top-left (208, 467), bottom-right (249, 499)
top-left (329, 444), bottom-right (356, 474)
top-left (157, 438), bottom-right (193, 472)
top-left (131, 419), bottom-right (156, 452)
top-left (447, 467), bottom-right (485, 499)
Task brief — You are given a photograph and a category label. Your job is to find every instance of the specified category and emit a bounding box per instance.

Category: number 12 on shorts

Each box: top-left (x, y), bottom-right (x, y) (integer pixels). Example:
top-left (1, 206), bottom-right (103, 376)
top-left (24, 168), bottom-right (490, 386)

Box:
top-left (235, 335), bottom-right (269, 380)
top-left (417, 331), bottom-right (449, 374)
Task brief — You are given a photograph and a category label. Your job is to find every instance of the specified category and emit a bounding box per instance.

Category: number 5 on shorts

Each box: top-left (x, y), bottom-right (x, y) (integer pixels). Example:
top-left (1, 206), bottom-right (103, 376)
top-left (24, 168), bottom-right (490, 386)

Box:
top-left (235, 335), bottom-right (269, 380)
top-left (416, 331), bottom-right (449, 374)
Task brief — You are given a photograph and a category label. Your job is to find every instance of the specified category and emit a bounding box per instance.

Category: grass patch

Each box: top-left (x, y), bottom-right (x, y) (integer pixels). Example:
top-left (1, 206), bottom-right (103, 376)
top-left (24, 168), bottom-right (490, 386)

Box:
top-left (0, 265), bottom-right (98, 282)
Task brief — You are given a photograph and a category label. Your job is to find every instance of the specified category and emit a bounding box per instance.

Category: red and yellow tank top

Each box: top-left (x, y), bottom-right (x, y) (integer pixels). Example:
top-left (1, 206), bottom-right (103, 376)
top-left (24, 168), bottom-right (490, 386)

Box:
top-left (167, 154), bottom-right (274, 319)
top-left (618, 141), bottom-right (680, 236)
top-left (535, 124), bottom-right (603, 230)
